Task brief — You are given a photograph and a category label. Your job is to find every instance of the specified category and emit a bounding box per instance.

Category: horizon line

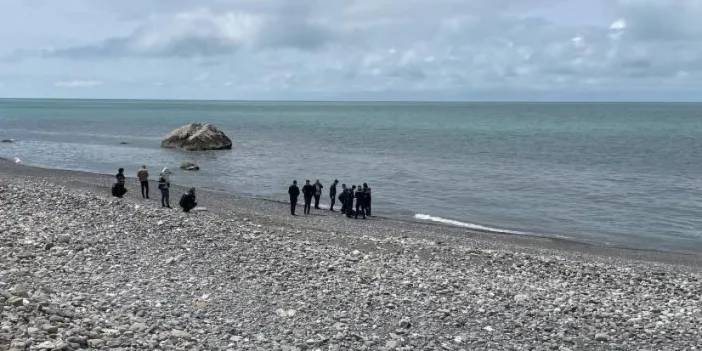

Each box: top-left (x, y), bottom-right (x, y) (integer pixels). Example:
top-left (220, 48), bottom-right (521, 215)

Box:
top-left (1, 96), bottom-right (702, 104)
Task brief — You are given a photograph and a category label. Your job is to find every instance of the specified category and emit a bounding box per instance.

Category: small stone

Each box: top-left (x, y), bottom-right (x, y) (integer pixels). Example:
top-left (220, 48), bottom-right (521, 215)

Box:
top-left (514, 294), bottom-right (528, 303)
top-left (398, 317), bottom-right (412, 329)
top-left (594, 333), bottom-right (609, 342)
top-left (7, 296), bottom-right (25, 306)
top-left (171, 329), bottom-right (192, 339)
top-left (87, 339), bottom-right (105, 348)
top-left (131, 323), bottom-right (148, 332)
top-left (10, 286), bottom-right (30, 298)
top-left (42, 324), bottom-right (59, 334)
top-left (35, 341), bottom-right (58, 350)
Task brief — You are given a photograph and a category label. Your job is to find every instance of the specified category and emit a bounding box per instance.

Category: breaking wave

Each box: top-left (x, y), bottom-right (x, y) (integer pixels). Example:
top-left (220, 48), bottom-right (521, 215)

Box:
top-left (414, 214), bottom-right (528, 235)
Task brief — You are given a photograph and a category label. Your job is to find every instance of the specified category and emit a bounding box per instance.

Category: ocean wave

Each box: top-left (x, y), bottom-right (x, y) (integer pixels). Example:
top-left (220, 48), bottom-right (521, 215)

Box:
top-left (414, 214), bottom-right (528, 235)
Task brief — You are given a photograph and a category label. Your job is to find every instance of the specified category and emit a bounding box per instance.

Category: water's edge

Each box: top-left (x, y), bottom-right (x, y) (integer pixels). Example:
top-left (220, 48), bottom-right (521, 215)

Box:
top-left (5, 157), bottom-right (701, 257)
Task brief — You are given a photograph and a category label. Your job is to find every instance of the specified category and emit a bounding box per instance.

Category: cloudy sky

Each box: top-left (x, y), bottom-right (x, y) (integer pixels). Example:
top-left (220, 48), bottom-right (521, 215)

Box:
top-left (0, 0), bottom-right (699, 101)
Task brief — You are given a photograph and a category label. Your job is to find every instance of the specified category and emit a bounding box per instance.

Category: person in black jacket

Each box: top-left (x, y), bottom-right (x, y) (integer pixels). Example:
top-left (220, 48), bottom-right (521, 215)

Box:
top-left (179, 188), bottom-right (197, 213)
top-left (355, 184), bottom-right (366, 219)
top-left (302, 180), bottom-right (314, 215)
top-left (339, 184), bottom-right (348, 214)
top-left (363, 183), bottom-right (372, 216)
top-left (288, 180), bottom-right (300, 215)
top-left (346, 185), bottom-right (356, 218)
top-left (313, 180), bottom-right (324, 209)
top-left (329, 179), bottom-right (338, 211)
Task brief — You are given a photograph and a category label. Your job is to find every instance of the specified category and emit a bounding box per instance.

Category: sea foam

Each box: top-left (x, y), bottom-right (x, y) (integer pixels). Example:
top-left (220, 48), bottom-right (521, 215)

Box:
top-left (414, 214), bottom-right (527, 235)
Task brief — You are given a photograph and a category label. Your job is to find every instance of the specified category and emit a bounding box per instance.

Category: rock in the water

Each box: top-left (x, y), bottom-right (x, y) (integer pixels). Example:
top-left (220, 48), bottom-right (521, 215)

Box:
top-left (161, 123), bottom-right (232, 151)
top-left (180, 161), bottom-right (200, 171)
top-left (1, 139), bottom-right (15, 143)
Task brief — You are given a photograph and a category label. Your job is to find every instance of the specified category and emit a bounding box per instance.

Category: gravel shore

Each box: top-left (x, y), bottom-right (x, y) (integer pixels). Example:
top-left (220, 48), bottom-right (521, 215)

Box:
top-left (2, 164), bottom-right (702, 350)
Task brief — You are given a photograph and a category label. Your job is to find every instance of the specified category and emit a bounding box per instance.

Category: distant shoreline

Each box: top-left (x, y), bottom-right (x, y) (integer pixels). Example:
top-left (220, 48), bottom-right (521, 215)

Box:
top-left (2, 157), bottom-right (701, 268)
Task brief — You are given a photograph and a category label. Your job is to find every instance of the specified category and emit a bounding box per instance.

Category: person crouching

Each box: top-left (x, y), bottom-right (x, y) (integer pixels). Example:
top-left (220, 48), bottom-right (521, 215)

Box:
top-left (179, 188), bottom-right (197, 213)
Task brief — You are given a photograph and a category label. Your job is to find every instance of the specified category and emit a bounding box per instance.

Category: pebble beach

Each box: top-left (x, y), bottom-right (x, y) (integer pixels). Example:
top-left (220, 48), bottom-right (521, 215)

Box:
top-left (2, 161), bottom-right (702, 350)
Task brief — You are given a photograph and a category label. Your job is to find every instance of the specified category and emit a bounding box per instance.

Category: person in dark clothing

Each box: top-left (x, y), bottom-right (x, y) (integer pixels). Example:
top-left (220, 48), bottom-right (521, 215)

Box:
top-left (339, 184), bottom-right (348, 214)
top-left (112, 168), bottom-right (127, 198)
top-left (116, 168), bottom-right (126, 185)
top-left (179, 188), bottom-right (197, 213)
top-left (346, 185), bottom-right (356, 218)
top-left (158, 175), bottom-right (170, 208)
top-left (363, 183), bottom-right (372, 216)
top-left (355, 184), bottom-right (366, 219)
top-left (288, 180), bottom-right (300, 215)
top-left (302, 180), bottom-right (314, 215)
top-left (313, 180), bottom-right (324, 209)
top-left (137, 165), bottom-right (149, 199)
top-left (329, 179), bottom-right (339, 211)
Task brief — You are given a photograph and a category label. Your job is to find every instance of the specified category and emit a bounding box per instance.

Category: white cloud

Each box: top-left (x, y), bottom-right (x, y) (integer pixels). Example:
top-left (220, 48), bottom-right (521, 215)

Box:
top-left (54, 80), bottom-right (103, 88)
top-left (609, 18), bottom-right (627, 30)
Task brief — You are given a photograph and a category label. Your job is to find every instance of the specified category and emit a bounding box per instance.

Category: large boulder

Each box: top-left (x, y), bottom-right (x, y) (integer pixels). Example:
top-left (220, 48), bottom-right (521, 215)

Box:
top-left (161, 123), bottom-right (232, 151)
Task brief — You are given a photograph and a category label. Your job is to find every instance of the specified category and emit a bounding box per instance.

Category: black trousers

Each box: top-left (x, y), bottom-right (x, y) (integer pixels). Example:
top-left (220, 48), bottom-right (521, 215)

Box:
top-left (346, 199), bottom-right (354, 217)
top-left (290, 196), bottom-right (298, 215)
top-left (304, 197), bottom-right (312, 214)
top-left (329, 195), bottom-right (336, 211)
top-left (365, 198), bottom-right (371, 216)
top-left (161, 189), bottom-right (170, 207)
top-left (140, 181), bottom-right (149, 198)
top-left (355, 201), bottom-right (366, 219)
top-left (314, 194), bottom-right (321, 209)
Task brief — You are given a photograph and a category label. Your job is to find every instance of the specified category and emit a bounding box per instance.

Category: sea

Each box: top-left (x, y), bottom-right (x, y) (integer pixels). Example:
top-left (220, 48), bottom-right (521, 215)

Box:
top-left (1, 98), bottom-right (702, 253)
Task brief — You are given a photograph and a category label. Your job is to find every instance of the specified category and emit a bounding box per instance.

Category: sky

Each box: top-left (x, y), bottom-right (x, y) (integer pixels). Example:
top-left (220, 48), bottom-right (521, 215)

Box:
top-left (0, 0), bottom-right (700, 101)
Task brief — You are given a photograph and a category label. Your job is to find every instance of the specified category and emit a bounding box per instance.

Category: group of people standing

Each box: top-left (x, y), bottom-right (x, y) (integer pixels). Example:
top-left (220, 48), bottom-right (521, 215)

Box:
top-left (112, 166), bottom-right (197, 212)
top-left (288, 179), bottom-right (372, 219)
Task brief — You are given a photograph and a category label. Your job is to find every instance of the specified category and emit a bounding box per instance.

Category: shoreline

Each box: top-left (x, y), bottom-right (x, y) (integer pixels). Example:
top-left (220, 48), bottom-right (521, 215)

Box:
top-left (1, 158), bottom-right (701, 268)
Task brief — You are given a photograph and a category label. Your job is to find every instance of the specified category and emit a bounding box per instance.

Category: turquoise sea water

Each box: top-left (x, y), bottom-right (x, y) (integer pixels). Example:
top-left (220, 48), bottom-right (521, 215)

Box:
top-left (1, 98), bottom-right (702, 252)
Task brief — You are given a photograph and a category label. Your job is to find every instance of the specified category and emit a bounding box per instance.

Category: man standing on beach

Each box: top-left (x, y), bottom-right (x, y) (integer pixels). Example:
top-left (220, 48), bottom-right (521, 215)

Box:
top-left (302, 180), bottom-right (314, 215)
top-left (363, 183), bottom-right (372, 216)
top-left (355, 184), bottom-right (366, 219)
top-left (329, 179), bottom-right (338, 211)
top-left (137, 165), bottom-right (149, 199)
top-left (313, 179), bottom-right (323, 209)
top-left (288, 180), bottom-right (300, 215)
top-left (346, 185), bottom-right (356, 218)
top-left (339, 184), bottom-right (348, 214)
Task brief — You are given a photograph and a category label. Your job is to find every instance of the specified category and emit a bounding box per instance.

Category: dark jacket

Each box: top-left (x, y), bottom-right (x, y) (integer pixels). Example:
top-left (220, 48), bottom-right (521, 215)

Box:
top-left (330, 183), bottom-right (337, 197)
top-left (355, 190), bottom-right (366, 206)
top-left (288, 185), bottom-right (300, 198)
top-left (314, 182), bottom-right (323, 196)
top-left (302, 184), bottom-right (315, 199)
top-left (158, 177), bottom-right (170, 191)
top-left (116, 173), bottom-right (126, 185)
top-left (179, 193), bottom-right (197, 212)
